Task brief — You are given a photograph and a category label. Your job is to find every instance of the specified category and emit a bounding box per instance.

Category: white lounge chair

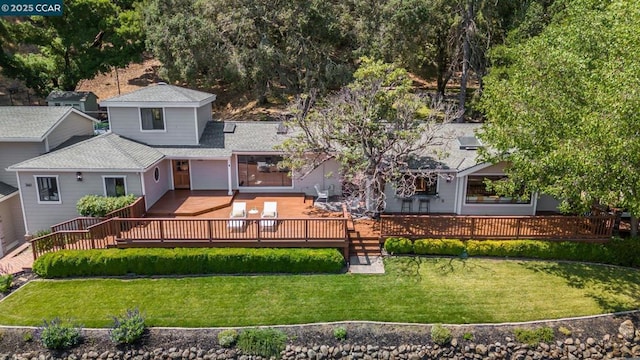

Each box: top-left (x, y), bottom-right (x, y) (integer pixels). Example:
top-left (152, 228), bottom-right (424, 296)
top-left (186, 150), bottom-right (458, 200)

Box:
top-left (314, 184), bottom-right (329, 203)
top-left (227, 202), bottom-right (247, 230)
top-left (260, 201), bottom-right (278, 229)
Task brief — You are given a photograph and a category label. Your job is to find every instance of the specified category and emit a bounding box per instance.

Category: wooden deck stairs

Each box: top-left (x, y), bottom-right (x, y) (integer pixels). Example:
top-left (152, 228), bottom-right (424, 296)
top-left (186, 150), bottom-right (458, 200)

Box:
top-left (346, 216), bottom-right (381, 257)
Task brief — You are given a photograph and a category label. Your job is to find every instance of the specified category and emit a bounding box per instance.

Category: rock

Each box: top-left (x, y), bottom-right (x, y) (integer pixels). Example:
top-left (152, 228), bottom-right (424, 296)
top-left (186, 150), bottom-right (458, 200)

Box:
top-left (587, 337), bottom-right (596, 346)
top-left (307, 349), bottom-right (316, 359)
top-left (564, 338), bottom-right (574, 345)
top-left (619, 320), bottom-right (636, 340)
top-left (451, 338), bottom-right (458, 348)
top-left (475, 344), bottom-right (488, 356)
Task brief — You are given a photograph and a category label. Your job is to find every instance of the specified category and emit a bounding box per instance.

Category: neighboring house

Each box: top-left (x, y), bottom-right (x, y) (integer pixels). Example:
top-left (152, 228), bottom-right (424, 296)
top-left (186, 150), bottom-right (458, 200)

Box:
top-left (0, 106), bottom-right (97, 256)
top-left (9, 84), bottom-right (341, 234)
top-left (46, 91), bottom-right (99, 115)
top-left (383, 123), bottom-right (560, 215)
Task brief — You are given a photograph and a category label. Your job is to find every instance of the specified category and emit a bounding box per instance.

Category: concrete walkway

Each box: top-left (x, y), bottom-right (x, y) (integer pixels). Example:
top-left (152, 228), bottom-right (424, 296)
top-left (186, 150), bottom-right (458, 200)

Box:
top-left (0, 243), bottom-right (33, 274)
top-left (348, 255), bottom-right (385, 274)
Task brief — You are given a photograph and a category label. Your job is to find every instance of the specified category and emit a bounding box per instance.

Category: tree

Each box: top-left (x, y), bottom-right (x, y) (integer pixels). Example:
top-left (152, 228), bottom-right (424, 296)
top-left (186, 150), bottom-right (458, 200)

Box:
top-left (279, 58), bottom-right (451, 215)
top-left (479, 0), bottom-right (640, 228)
top-left (0, 0), bottom-right (144, 95)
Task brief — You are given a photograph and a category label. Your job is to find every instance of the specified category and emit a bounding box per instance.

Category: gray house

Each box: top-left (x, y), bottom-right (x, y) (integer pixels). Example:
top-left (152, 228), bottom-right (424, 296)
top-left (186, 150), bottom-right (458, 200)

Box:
top-left (46, 91), bottom-right (99, 115)
top-left (0, 106), bottom-right (97, 255)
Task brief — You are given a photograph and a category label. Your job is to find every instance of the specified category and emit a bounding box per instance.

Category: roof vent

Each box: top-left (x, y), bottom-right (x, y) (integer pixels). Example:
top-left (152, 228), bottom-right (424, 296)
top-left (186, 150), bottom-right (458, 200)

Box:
top-left (223, 123), bottom-right (236, 133)
top-left (276, 122), bottom-right (288, 135)
top-left (156, 81), bottom-right (167, 85)
top-left (458, 136), bottom-right (482, 150)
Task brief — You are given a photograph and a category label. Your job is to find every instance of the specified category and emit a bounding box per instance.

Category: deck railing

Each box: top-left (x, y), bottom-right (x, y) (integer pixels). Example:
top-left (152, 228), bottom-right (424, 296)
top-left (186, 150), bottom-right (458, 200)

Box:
top-left (380, 214), bottom-right (615, 241)
top-left (105, 196), bottom-right (146, 219)
top-left (51, 217), bottom-right (106, 232)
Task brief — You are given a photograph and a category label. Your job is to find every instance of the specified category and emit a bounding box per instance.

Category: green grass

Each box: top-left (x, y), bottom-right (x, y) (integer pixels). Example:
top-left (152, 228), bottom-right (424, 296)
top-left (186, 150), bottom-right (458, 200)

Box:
top-left (1, 258), bottom-right (639, 327)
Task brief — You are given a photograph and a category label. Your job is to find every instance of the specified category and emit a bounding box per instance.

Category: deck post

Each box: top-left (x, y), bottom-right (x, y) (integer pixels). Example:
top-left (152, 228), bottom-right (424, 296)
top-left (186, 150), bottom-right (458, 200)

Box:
top-left (226, 159), bottom-right (233, 195)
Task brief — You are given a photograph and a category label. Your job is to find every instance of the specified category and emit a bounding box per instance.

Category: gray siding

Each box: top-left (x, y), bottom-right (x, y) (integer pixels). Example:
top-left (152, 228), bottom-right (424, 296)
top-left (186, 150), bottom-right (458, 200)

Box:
top-left (46, 112), bottom-right (95, 149)
top-left (473, 162), bottom-right (508, 175)
top-left (384, 176), bottom-right (457, 213)
top-left (0, 142), bottom-right (46, 186)
top-left (0, 194), bottom-right (25, 256)
top-left (108, 107), bottom-right (198, 145)
top-left (196, 104), bottom-right (211, 139)
top-left (18, 171), bottom-right (143, 233)
top-left (83, 95), bottom-right (99, 113)
top-left (142, 160), bottom-right (171, 209)
top-left (191, 160), bottom-right (229, 190)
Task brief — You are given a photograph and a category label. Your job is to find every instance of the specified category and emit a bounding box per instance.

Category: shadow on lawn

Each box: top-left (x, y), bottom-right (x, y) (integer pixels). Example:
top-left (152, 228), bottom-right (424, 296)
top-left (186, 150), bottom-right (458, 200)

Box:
top-left (520, 261), bottom-right (640, 313)
top-left (389, 256), bottom-right (494, 282)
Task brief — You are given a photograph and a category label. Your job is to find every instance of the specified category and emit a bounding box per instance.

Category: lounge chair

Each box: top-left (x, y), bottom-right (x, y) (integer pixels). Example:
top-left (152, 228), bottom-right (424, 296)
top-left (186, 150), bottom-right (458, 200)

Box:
top-left (314, 184), bottom-right (330, 203)
top-left (260, 201), bottom-right (278, 229)
top-left (227, 202), bottom-right (247, 230)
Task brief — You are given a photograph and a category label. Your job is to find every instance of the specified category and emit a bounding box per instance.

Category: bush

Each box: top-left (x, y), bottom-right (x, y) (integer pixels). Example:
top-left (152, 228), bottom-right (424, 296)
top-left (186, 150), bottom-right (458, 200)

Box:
top-left (462, 332), bottom-right (474, 341)
top-left (430, 324), bottom-right (452, 345)
top-left (33, 229), bottom-right (52, 238)
top-left (414, 239), bottom-right (466, 256)
top-left (514, 327), bottom-right (554, 346)
top-left (333, 326), bottom-right (347, 341)
top-left (384, 237), bottom-right (414, 254)
top-left (0, 274), bottom-right (12, 293)
top-left (558, 326), bottom-right (572, 336)
top-left (32, 248), bottom-right (345, 278)
top-left (76, 194), bottom-right (137, 217)
top-left (237, 328), bottom-right (287, 357)
top-left (23, 330), bottom-right (33, 342)
top-left (39, 318), bottom-right (81, 350)
top-left (109, 308), bottom-right (145, 344)
top-left (218, 329), bottom-right (238, 348)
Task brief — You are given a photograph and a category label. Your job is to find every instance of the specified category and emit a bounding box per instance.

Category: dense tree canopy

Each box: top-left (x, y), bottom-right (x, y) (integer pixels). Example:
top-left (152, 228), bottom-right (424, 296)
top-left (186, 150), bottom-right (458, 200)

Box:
top-left (0, 0), bottom-right (144, 95)
top-left (479, 0), bottom-right (640, 216)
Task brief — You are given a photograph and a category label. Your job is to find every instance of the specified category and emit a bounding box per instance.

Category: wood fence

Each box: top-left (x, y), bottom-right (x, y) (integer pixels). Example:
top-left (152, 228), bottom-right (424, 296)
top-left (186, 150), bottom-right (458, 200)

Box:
top-left (380, 214), bottom-right (615, 241)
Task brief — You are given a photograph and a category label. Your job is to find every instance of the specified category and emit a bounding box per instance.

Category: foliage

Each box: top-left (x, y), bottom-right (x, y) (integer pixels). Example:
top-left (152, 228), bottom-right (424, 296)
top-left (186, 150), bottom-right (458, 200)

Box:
top-left (558, 326), bottom-right (572, 336)
top-left (479, 0), bottom-right (640, 217)
top-left (23, 330), bottom-right (33, 342)
top-left (39, 318), bottom-right (82, 350)
top-left (33, 229), bottom-right (52, 238)
top-left (236, 328), bottom-right (287, 358)
top-left (218, 329), bottom-right (238, 348)
top-left (430, 324), bottom-right (453, 345)
top-left (32, 248), bottom-right (345, 278)
top-left (414, 239), bottom-right (466, 255)
top-left (384, 237), bottom-right (414, 254)
top-left (462, 332), bottom-right (474, 341)
top-left (109, 308), bottom-right (145, 344)
top-left (0, 274), bottom-right (12, 294)
top-left (76, 194), bottom-right (137, 217)
top-left (514, 327), bottom-right (554, 345)
top-left (0, 0), bottom-right (144, 95)
top-left (333, 326), bottom-right (347, 341)
top-left (280, 58), bottom-right (450, 214)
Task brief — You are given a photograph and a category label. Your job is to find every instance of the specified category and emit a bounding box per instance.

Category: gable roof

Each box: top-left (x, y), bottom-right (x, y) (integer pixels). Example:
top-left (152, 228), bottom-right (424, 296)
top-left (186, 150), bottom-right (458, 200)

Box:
top-left (46, 91), bottom-right (97, 102)
top-left (100, 84), bottom-right (216, 108)
top-left (8, 133), bottom-right (164, 172)
top-left (0, 106), bottom-right (97, 142)
top-left (410, 123), bottom-right (484, 172)
top-left (0, 181), bottom-right (18, 202)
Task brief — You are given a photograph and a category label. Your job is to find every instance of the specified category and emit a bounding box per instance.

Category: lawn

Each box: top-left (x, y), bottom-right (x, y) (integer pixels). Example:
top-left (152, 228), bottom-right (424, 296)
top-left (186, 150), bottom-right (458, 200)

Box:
top-left (0, 257), bottom-right (638, 327)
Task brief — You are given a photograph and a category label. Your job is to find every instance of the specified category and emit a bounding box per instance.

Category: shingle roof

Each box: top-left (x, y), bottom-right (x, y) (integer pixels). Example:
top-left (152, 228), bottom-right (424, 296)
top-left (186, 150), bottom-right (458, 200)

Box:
top-left (8, 133), bottom-right (164, 171)
top-left (0, 181), bottom-right (18, 201)
top-left (101, 84), bottom-right (216, 104)
top-left (0, 106), bottom-right (77, 140)
top-left (410, 123), bottom-right (484, 171)
top-left (46, 91), bottom-right (96, 102)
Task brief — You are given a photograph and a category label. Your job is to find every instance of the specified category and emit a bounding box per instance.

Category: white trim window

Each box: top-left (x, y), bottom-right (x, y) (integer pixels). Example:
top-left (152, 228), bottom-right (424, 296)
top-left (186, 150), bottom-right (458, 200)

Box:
top-left (140, 108), bottom-right (165, 131)
top-left (35, 176), bottom-right (61, 204)
top-left (103, 176), bottom-right (127, 197)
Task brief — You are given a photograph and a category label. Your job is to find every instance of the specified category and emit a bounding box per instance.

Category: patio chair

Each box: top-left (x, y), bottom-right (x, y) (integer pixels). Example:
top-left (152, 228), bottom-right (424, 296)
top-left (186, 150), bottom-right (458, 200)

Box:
top-left (260, 201), bottom-right (278, 229)
top-left (314, 184), bottom-right (330, 203)
top-left (227, 202), bottom-right (247, 230)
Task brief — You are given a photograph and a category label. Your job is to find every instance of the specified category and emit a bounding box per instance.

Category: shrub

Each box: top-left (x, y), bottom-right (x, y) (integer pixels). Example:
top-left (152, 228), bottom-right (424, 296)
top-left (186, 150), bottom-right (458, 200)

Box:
top-left (462, 332), bottom-right (474, 341)
top-left (76, 194), bottom-right (137, 217)
top-left (333, 326), bottom-right (347, 341)
top-left (414, 239), bottom-right (466, 256)
top-left (0, 274), bottom-right (12, 293)
top-left (109, 308), bottom-right (146, 344)
top-left (384, 237), bottom-right (414, 254)
top-left (514, 327), bottom-right (554, 346)
top-left (39, 318), bottom-right (82, 350)
top-left (237, 328), bottom-right (287, 357)
top-left (558, 326), bottom-right (572, 336)
top-left (33, 229), bottom-right (52, 238)
top-left (23, 330), bottom-right (33, 342)
top-left (430, 324), bottom-right (452, 345)
top-left (33, 248), bottom-right (345, 278)
top-left (218, 329), bottom-right (238, 348)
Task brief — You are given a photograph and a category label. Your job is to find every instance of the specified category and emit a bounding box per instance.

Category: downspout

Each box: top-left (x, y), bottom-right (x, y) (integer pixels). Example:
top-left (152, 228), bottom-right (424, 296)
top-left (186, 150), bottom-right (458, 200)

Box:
top-left (140, 171), bottom-right (148, 211)
top-left (227, 158), bottom-right (233, 195)
top-left (16, 172), bottom-right (30, 237)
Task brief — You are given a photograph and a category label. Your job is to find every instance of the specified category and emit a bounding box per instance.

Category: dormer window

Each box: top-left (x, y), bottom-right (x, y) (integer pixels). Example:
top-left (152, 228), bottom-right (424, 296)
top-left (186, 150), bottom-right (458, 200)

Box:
top-left (140, 108), bottom-right (165, 131)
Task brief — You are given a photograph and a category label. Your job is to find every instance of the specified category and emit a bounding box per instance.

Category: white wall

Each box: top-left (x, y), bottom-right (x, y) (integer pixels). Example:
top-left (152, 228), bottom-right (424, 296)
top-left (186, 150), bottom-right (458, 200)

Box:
top-left (191, 160), bottom-right (229, 190)
top-left (384, 176), bottom-right (457, 213)
top-left (142, 160), bottom-right (172, 209)
top-left (0, 194), bottom-right (25, 256)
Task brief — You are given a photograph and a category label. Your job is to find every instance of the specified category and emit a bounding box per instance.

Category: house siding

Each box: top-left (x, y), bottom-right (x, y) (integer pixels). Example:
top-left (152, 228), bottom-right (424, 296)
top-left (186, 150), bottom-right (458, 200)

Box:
top-left (536, 194), bottom-right (561, 213)
top-left (196, 104), bottom-right (211, 140)
top-left (46, 112), bottom-right (95, 149)
top-left (108, 107), bottom-right (198, 145)
top-left (458, 175), bottom-right (536, 216)
top-left (0, 142), bottom-right (46, 187)
top-left (191, 160), bottom-right (229, 190)
top-left (384, 176), bottom-right (457, 214)
top-left (142, 160), bottom-right (171, 209)
top-left (18, 171), bottom-right (143, 233)
top-left (0, 195), bottom-right (25, 256)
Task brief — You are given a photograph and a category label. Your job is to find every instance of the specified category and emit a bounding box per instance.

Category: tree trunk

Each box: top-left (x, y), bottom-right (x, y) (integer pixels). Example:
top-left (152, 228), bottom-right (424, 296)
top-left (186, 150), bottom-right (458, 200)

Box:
top-left (631, 215), bottom-right (638, 237)
top-left (457, 0), bottom-right (474, 123)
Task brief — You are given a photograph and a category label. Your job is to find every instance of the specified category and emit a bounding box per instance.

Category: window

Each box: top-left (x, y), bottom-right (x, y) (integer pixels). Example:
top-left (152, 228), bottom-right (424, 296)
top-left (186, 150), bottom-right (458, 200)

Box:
top-left (414, 176), bottom-right (437, 196)
top-left (465, 175), bottom-right (530, 204)
top-left (140, 108), bottom-right (165, 131)
top-left (35, 176), bottom-right (60, 203)
top-left (104, 177), bottom-right (127, 197)
top-left (237, 155), bottom-right (292, 187)
top-left (154, 167), bottom-right (160, 183)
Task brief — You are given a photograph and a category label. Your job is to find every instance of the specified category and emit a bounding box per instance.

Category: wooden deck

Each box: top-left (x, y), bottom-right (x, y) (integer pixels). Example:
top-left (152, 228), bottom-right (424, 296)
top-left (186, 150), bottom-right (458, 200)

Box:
top-left (146, 190), bottom-right (233, 216)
